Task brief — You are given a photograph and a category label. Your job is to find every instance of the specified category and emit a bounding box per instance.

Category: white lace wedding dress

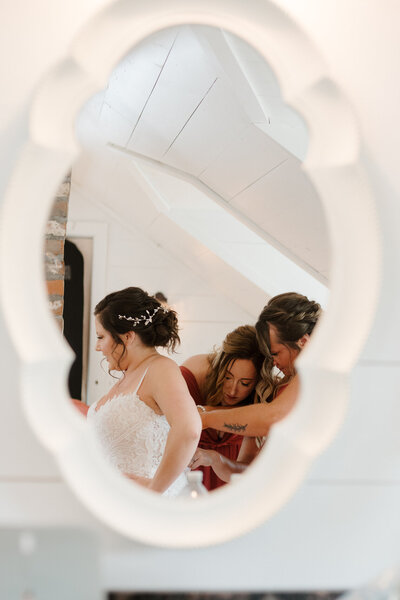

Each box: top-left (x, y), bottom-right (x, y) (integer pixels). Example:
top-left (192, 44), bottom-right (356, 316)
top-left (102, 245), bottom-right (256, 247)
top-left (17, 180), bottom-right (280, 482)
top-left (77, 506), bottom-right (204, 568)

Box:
top-left (87, 369), bottom-right (187, 496)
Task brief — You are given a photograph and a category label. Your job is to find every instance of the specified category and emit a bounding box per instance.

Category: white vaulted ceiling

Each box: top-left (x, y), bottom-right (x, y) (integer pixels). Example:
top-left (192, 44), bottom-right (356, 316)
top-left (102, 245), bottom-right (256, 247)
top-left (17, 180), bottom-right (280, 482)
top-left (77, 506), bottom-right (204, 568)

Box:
top-left (73, 24), bottom-right (330, 306)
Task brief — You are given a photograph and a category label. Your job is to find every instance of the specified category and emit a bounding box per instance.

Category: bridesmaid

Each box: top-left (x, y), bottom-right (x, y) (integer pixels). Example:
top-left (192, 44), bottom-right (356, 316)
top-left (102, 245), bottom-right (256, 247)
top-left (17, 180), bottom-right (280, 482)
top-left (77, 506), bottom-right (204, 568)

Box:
top-left (181, 325), bottom-right (264, 490)
top-left (200, 293), bottom-right (322, 438)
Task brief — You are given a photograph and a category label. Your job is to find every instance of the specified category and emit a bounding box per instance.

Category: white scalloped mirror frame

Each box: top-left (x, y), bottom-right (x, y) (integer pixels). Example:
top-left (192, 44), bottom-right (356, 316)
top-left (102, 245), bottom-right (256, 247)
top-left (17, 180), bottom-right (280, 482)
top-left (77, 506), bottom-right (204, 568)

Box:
top-left (0, 0), bottom-right (380, 547)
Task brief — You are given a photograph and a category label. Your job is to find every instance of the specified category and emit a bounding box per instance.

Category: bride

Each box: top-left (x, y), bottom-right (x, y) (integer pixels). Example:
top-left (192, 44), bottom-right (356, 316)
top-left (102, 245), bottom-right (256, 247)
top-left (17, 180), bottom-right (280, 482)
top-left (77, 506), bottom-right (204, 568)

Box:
top-left (87, 287), bottom-right (201, 495)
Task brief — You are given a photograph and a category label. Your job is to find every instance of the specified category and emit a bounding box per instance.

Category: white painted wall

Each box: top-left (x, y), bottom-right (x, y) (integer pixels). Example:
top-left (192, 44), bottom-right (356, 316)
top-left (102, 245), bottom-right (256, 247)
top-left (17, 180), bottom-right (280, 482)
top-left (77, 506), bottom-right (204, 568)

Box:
top-left (0, 0), bottom-right (399, 594)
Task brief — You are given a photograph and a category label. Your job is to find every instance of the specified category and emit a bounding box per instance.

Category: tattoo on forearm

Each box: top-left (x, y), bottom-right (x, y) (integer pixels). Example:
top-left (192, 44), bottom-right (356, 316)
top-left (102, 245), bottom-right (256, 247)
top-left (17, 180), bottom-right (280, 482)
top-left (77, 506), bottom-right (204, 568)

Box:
top-left (224, 422), bottom-right (248, 433)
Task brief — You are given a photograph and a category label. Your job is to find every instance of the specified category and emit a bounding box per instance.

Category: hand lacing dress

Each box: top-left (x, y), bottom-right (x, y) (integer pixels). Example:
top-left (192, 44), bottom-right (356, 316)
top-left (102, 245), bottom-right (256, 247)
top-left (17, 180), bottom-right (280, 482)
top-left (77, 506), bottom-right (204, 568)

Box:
top-left (87, 369), bottom-right (187, 496)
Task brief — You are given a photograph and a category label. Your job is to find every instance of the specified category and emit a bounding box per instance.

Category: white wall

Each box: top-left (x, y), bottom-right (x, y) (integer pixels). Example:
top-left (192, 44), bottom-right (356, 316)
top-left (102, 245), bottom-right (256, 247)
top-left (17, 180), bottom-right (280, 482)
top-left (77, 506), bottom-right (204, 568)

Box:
top-left (0, 0), bottom-right (400, 594)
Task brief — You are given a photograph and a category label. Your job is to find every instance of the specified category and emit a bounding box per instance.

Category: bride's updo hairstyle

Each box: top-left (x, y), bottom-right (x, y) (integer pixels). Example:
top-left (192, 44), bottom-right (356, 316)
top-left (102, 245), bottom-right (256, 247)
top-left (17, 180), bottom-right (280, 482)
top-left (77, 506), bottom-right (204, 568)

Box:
top-left (255, 292), bottom-right (322, 403)
top-left (95, 287), bottom-right (180, 358)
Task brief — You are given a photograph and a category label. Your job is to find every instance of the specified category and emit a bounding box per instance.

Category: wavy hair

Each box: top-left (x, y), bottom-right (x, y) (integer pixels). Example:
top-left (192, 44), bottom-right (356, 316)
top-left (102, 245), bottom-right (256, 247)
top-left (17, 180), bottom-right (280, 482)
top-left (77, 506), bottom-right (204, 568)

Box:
top-left (203, 325), bottom-right (264, 407)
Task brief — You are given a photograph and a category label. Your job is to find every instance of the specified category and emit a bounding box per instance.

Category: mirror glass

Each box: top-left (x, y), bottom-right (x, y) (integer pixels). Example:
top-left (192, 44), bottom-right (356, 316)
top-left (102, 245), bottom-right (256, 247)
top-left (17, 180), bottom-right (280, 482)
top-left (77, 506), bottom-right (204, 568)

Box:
top-left (50, 24), bottom-right (330, 497)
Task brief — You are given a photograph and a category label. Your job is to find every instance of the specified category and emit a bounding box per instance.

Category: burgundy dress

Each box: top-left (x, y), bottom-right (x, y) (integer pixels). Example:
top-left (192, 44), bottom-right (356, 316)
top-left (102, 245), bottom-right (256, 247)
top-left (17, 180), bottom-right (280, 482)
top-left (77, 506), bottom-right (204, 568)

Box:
top-left (180, 366), bottom-right (243, 491)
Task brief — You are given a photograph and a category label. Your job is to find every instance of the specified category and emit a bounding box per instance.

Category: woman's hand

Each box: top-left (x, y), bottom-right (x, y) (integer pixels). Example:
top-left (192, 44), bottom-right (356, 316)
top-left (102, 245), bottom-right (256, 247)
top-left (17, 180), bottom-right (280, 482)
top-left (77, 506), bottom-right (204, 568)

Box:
top-left (189, 448), bottom-right (216, 470)
top-left (189, 448), bottom-right (248, 483)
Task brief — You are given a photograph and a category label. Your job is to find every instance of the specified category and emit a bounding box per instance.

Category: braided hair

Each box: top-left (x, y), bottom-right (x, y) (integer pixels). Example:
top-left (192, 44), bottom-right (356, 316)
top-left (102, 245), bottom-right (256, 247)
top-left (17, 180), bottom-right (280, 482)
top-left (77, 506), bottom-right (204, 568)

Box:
top-left (255, 292), bottom-right (321, 403)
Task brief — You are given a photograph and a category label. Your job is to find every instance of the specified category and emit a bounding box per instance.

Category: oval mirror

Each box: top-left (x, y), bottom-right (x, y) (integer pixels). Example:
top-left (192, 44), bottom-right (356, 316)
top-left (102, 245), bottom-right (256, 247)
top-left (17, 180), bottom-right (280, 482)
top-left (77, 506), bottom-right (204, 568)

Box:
top-left (0, 0), bottom-right (380, 547)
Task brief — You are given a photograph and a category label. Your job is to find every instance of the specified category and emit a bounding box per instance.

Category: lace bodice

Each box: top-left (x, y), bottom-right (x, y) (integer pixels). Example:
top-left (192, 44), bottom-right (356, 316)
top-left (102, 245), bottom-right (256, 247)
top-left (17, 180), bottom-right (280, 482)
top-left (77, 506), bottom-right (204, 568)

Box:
top-left (87, 372), bottom-right (187, 496)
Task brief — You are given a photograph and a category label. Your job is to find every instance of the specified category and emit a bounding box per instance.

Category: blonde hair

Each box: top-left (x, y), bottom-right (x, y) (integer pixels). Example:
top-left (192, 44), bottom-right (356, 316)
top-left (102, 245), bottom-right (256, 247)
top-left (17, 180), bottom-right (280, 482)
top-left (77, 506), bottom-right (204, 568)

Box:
top-left (203, 325), bottom-right (264, 407)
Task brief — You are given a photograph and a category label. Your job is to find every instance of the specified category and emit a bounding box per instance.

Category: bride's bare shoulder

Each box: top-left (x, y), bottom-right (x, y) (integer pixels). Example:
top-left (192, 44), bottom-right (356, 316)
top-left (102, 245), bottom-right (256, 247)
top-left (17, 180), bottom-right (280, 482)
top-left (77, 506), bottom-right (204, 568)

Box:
top-left (148, 354), bottom-right (199, 383)
top-left (148, 354), bottom-right (180, 372)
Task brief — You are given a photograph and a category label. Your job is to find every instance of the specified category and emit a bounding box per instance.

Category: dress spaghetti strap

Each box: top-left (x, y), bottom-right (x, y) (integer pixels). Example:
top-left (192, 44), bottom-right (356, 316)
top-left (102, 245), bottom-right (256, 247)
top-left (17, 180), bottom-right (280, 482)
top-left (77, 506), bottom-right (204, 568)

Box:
top-left (133, 367), bottom-right (149, 396)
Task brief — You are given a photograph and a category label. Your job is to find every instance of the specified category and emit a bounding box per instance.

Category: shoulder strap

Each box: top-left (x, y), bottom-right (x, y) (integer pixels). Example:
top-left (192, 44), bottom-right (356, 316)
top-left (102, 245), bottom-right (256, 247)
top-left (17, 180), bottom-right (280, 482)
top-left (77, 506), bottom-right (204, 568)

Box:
top-left (133, 367), bottom-right (149, 396)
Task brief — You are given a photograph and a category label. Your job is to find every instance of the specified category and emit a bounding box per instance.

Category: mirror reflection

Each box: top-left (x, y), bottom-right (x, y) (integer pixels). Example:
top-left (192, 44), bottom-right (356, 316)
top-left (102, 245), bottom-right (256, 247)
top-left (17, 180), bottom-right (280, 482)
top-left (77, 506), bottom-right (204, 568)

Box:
top-left (46, 24), bottom-right (330, 495)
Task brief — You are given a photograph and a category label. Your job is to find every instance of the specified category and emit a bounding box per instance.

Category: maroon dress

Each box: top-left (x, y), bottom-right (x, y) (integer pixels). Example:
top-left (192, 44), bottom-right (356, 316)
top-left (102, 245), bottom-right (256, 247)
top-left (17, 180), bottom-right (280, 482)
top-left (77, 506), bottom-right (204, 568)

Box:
top-left (180, 366), bottom-right (243, 491)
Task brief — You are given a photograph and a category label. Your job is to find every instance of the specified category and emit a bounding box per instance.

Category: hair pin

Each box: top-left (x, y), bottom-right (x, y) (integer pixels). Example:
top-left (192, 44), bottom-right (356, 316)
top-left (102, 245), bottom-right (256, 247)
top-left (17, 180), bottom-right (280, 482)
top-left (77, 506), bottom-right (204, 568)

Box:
top-left (118, 305), bottom-right (167, 327)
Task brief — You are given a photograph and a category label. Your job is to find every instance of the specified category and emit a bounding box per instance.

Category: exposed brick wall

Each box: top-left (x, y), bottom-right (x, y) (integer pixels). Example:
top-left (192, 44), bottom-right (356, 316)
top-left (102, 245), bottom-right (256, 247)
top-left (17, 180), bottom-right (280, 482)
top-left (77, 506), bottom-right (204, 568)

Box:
top-left (44, 173), bottom-right (70, 328)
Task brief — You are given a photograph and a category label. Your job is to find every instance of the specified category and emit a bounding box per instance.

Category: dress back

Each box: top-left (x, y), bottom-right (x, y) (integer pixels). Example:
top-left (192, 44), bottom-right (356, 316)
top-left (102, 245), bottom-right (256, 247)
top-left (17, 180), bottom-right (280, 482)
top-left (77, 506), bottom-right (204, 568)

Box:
top-left (87, 369), bottom-right (187, 496)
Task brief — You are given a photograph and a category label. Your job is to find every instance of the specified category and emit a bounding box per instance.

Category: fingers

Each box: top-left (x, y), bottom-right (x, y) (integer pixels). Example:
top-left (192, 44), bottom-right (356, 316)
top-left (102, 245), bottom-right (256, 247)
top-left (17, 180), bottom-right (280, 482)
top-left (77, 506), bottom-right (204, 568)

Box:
top-left (189, 448), bottom-right (214, 469)
top-left (189, 448), bottom-right (205, 469)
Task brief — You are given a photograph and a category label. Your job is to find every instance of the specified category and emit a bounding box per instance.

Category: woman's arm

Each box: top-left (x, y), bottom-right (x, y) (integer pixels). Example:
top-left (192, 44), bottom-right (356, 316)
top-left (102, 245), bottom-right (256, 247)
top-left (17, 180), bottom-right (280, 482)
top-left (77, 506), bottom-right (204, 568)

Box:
top-left (190, 437), bottom-right (259, 483)
top-left (146, 359), bottom-right (202, 493)
top-left (201, 375), bottom-right (299, 437)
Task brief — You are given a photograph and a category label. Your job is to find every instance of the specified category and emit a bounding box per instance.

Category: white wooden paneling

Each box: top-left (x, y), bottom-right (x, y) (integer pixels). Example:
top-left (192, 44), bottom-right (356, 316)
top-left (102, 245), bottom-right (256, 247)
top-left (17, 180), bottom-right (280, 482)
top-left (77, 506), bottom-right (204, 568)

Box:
top-left (129, 159), bottom-right (216, 210)
top-left (163, 77), bottom-right (250, 176)
top-left (106, 264), bottom-right (207, 299)
top-left (103, 159), bottom-right (162, 229)
top-left (98, 102), bottom-right (133, 147)
top-left (173, 293), bottom-right (255, 324)
top-left (76, 24), bottom-right (330, 290)
top-left (231, 157), bottom-right (331, 275)
top-left (107, 236), bottom-right (171, 269)
top-left (200, 122), bottom-right (290, 198)
top-left (177, 321), bottom-right (245, 363)
top-left (193, 26), bottom-right (268, 126)
top-left (169, 206), bottom-right (260, 244)
top-left (194, 246), bottom-right (269, 314)
top-left (217, 241), bottom-right (329, 303)
top-left (107, 217), bottom-right (148, 244)
top-left (68, 181), bottom-right (109, 222)
top-left (103, 27), bottom-right (179, 126)
top-left (148, 213), bottom-right (268, 315)
top-left (220, 31), bottom-right (308, 160)
top-left (148, 213), bottom-right (214, 262)
top-left (126, 27), bottom-right (219, 159)
top-left (137, 164), bottom-right (328, 302)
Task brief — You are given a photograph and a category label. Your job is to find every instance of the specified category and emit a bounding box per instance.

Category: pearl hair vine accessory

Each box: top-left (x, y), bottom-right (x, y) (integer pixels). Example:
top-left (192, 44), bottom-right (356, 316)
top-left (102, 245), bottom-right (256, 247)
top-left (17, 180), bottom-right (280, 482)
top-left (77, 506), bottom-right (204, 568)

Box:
top-left (118, 305), bottom-right (168, 327)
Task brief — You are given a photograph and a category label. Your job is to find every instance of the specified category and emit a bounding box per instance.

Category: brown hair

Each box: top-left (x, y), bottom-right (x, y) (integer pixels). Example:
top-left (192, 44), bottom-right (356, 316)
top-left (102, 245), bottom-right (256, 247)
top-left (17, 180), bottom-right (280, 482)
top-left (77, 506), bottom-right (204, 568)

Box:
top-left (255, 292), bottom-right (322, 402)
top-left (203, 325), bottom-right (264, 407)
top-left (94, 287), bottom-right (180, 371)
